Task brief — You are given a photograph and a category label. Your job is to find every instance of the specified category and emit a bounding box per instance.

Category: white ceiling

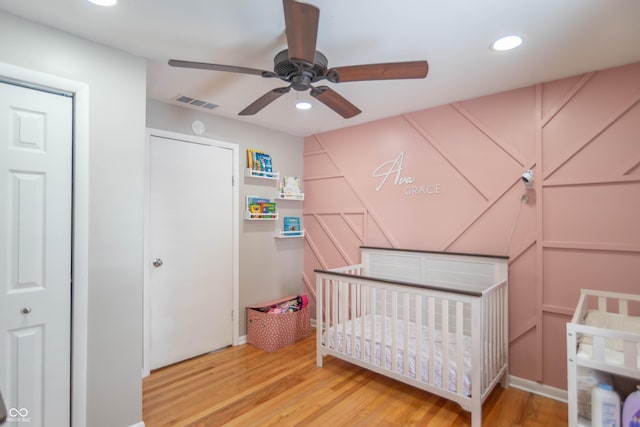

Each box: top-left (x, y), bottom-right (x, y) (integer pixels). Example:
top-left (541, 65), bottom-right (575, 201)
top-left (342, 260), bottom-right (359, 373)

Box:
top-left (2, 0), bottom-right (640, 136)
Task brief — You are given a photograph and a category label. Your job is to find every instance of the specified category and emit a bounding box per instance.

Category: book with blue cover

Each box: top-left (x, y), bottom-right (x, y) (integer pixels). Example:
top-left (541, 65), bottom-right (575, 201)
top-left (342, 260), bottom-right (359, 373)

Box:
top-left (283, 216), bottom-right (301, 235)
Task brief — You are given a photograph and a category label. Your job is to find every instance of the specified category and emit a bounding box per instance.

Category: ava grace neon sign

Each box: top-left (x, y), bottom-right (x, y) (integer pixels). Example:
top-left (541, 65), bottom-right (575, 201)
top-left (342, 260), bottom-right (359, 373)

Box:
top-left (372, 151), bottom-right (441, 195)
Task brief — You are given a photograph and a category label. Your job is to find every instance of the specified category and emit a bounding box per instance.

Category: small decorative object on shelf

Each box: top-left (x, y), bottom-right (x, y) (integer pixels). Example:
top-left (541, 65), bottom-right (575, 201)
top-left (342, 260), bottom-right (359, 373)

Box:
top-left (245, 196), bottom-right (278, 220)
top-left (246, 148), bottom-right (276, 178)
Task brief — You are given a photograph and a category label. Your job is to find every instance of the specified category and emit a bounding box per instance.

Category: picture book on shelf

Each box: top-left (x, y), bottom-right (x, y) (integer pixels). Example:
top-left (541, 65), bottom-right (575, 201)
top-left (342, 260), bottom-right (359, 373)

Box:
top-left (247, 148), bottom-right (272, 174)
top-left (283, 216), bottom-right (301, 235)
top-left (261, 202), bottom-right (277, 218)
top-left (255, 152), bottom-right (272, 173)
top-left (281, 176), bottom-right (301, 195)
top-left (248, 197), bottom-right (274, 218)
top-left (247, 148), bottom-right (262, 170)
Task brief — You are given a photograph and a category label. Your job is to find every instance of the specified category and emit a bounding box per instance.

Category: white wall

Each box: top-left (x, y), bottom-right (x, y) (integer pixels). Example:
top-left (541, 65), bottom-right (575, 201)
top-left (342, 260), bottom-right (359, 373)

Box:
top-left (0, 10), bottom-right (146, 427)
top-left (146, 100), bottom-right (305, 336)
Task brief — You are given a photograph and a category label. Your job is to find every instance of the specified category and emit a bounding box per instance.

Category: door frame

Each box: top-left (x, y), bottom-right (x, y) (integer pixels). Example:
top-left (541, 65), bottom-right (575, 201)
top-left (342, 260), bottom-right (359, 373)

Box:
top-left (0, 63), bottom-right (90, 426)
top-left (142, 128), bottom-right (240, 376)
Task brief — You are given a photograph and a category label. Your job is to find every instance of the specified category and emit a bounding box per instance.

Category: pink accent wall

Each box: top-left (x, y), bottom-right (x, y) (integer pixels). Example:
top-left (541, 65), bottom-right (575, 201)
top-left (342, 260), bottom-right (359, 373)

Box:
top-left (303, 62), bottom-right (640, 390)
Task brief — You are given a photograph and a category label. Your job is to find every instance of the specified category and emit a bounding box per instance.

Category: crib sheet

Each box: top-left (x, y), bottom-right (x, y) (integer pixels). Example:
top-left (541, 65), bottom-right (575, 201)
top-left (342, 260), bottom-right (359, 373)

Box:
top-left (323, 314), bottom-right (472, 396)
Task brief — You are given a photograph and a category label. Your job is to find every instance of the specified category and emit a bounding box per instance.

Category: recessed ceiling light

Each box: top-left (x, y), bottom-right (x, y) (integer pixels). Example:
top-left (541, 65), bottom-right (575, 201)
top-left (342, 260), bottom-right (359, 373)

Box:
top-left (87, 0), bottom-right (117, 6)
top-left (295, 101), bottom-right (312, 110)
top-left (491, 35), bottom-right (523, 51)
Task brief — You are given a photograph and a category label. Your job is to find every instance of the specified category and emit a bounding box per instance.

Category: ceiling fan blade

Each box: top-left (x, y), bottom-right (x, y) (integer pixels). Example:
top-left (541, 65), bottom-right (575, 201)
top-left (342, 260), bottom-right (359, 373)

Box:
top-left (310, 86), bottom-right (361, 119)
top-left (283, 0), bottom-right (319, 65)
top-left (168, 59), bottom-right (275, 77)
top-left (326, 61), bottom-right (429, 83)
top-left (238, 87), bottom-right (291, 116)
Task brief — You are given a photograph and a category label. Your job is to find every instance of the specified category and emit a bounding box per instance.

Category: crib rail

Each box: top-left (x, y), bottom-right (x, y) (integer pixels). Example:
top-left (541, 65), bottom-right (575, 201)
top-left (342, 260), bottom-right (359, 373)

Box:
top-left (315, 266), bottom-right (508, 418)
top-left (567, 289), bottom-right (640, 427)
top-left (567, 289), bottom-right (640, 379)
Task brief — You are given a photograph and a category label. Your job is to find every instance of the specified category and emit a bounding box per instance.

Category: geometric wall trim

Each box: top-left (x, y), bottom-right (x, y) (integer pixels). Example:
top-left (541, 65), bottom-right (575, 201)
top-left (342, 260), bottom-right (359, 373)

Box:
top-left (304, 61), bottom-right (640, 389)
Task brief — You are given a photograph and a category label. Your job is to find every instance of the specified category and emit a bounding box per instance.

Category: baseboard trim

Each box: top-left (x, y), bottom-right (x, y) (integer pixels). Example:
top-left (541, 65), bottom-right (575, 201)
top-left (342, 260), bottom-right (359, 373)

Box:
top-left (237, 335), bottom-right (247, 345)
top-left (508, 375), bottom-right (567, 403)
top-left (129, 422), bottom-right (145, 427)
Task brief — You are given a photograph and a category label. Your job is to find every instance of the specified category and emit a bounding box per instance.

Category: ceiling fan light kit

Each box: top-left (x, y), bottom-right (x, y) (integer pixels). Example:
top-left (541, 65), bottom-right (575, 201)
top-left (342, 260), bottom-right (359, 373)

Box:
top-left (295, 101), bottom-right (312, 110)
top-left (168, 0), bottom-right (429, 119)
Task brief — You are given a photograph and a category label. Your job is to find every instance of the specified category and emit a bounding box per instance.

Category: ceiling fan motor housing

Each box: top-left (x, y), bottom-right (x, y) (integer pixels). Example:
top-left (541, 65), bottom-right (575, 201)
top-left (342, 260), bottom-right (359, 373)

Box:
top-left (274, 49), bottom-right (328, 90)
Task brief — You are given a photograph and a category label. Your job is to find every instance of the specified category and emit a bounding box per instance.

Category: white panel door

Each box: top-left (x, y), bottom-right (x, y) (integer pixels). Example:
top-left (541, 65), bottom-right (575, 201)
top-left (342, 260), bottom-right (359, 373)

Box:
top-left (0, 81), bottom-right (72, 426)
top-left (149, 136), bottom-right (233, 369)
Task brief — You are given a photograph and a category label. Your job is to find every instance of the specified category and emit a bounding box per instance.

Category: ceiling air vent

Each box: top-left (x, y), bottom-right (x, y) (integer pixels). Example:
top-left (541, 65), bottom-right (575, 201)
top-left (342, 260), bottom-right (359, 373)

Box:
top-left (173, 95), bottom-right (218, 111)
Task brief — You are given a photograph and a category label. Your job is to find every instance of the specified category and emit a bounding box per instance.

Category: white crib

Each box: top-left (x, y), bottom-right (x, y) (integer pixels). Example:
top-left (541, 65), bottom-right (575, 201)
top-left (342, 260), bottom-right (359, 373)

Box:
top-left (315, 247), bottom-right (509, 427)
top-left (566, 289), bottom-right (640, 427)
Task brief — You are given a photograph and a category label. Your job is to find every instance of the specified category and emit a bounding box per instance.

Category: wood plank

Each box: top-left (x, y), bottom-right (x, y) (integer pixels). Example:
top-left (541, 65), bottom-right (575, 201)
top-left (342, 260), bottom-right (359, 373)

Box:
top-left (143, 335), bottom-right (567, 426)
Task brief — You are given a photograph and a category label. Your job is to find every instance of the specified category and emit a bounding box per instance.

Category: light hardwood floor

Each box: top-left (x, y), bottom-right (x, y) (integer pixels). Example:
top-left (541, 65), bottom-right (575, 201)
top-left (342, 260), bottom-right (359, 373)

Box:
top-left (143, 335), bottom-right (567, 426)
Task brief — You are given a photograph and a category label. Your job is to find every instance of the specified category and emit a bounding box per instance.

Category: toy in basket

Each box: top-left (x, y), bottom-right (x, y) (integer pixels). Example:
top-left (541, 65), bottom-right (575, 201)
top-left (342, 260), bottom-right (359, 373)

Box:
top-left (246, 294), bottom-right (310, 352)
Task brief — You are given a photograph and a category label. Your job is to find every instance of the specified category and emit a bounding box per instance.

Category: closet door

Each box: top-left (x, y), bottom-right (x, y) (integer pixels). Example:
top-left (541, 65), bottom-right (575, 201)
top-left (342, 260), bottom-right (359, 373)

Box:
top-left (0, 81), bottom-right (72, 425)
top-left (148, 135), bottom-right (233, 369)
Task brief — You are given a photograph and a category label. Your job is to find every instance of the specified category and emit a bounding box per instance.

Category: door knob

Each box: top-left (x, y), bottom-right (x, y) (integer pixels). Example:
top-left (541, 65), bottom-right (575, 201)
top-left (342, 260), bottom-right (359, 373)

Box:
top-left (152, 258), bottom-right (163, 268)
top-left (21, 307), bottom-right (32, 314)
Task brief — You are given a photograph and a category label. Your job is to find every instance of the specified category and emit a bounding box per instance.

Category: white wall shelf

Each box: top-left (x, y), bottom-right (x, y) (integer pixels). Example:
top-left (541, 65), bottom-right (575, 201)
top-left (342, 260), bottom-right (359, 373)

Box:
top-left (275, 230), bottom-right (305, 238)
top-left (245, 168), bottom-right (279, 180)
top-left (244, 211), bottom-right (279, 221)
top-left (275, 192), bottom-right (304, 201)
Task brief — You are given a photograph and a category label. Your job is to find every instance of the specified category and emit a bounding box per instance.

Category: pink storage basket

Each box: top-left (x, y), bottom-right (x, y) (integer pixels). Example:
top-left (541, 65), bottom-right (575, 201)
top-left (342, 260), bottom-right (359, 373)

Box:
top-left (246, 295), bottom-right (311, 352)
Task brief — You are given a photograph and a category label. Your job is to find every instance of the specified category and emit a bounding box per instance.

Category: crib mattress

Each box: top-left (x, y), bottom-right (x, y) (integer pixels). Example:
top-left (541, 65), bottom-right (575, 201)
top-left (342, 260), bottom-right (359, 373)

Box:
top-left (323, 314), bottom-right (472, 396)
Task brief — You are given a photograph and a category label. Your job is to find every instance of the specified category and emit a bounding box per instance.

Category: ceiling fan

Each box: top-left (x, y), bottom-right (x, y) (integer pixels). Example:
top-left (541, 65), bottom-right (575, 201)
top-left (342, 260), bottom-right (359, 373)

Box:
top-left (168, 0), bottom-right (429, 119)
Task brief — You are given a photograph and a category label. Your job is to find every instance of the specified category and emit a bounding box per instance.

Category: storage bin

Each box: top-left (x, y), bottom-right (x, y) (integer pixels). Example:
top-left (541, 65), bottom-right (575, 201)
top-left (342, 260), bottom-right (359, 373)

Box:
top-left (246, 295), bottom-right (311, 352)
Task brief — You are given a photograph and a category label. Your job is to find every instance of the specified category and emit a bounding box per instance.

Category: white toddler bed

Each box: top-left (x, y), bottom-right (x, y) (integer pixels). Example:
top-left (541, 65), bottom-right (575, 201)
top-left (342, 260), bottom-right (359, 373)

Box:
top-left (566, 289), bottom-right (640, 427)
top-left (315, 247), bottom-right (509, 427)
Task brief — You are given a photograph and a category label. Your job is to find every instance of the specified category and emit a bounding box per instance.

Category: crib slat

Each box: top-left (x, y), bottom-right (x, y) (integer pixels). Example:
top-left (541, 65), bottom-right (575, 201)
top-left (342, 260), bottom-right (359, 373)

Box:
top-left (489, 290), bottom-right (495, 379)
top-left (593, 335), bottom-right (605, 362)
top-left (415, 295), bottom-right (423, 382)
top-left (336, 280), bottom-right (339, 350)
top-left (351, 282), bottom-right (357, 356)
top-left (623, 340), bottom-right (637, 369)
top-left (619, 299), bottom-right (628, 316)
top-left (482, 294), bottom-right (488, 390)
top-left (370, 289), bottom-right (376, 365)
top-left (495, 290), bottom-right (501, 377)
top-left (496, 286), bottom-right (509, 369)
top-left (391, 291), bottom-right (398, 373)
top-left (381, 289), bottom-right (387, 369)
top-left (456, 300), bottom-right (464, 394)
top-left (428, 296), bottom-right (435, 386)
top-left (404, 292), bottom-right (410, 376)
top-left (360, 285), bottom-right (366, 362)
top-left (442, 298), bottom-right (449, 391)
top-left (598, 296), bottom-right (606, 312)
top-left (341, 281), bottom-right (348, 353)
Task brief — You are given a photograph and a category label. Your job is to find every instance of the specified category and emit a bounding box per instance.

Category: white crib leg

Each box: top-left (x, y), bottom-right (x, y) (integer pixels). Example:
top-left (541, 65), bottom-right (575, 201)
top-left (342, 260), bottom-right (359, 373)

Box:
top-left (499, 370), bottom-right (509, 389)
top-left (471, 405), bottom-right (482, 427)
top-left (316, 328), bottom-right (323, 367)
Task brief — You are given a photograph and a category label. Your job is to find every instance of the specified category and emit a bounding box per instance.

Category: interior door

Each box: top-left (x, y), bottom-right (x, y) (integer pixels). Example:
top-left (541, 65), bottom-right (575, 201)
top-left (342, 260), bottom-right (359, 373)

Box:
top-left (149, 135), bottom-right (234, 369)
top-left (0, 81), bottom-right (72, 425)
